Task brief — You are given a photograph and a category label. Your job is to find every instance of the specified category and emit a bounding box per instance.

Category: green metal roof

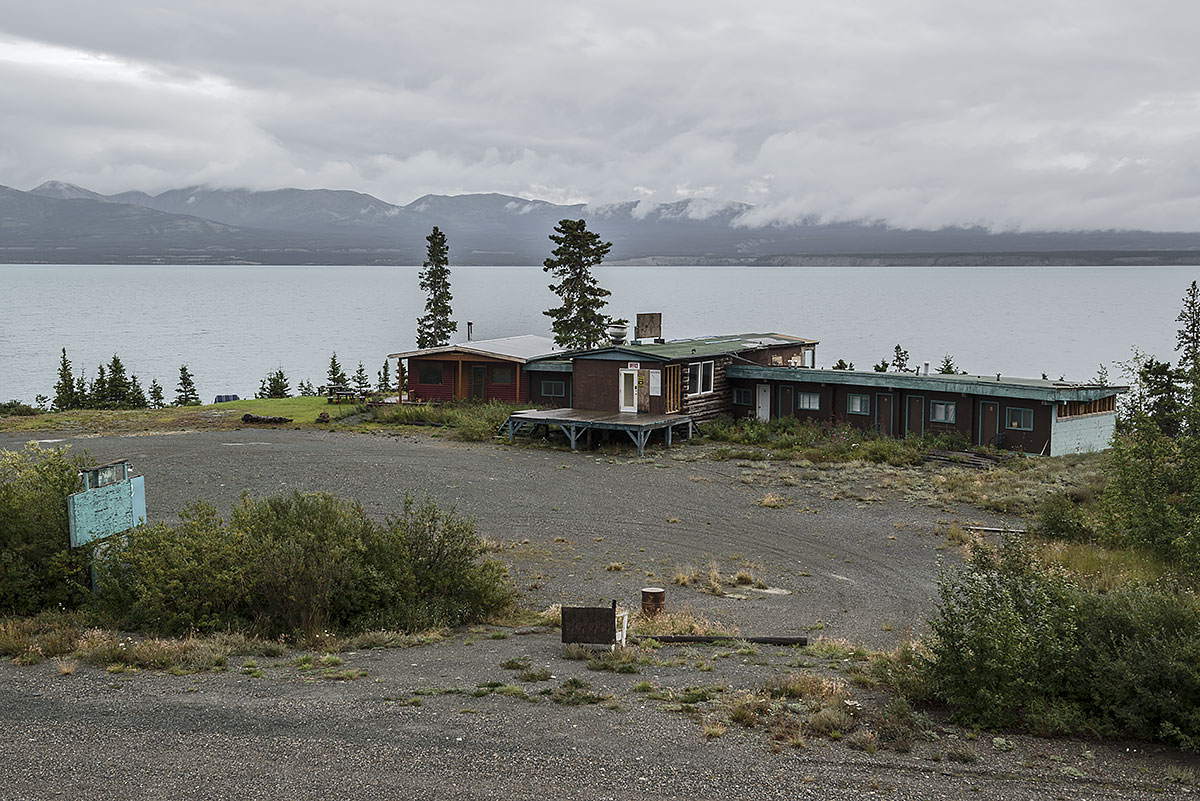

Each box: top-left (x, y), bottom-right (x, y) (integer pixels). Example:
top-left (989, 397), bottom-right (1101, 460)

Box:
top-left (551, 333), bottom-right (817, 362)
top-left (726, 365), bottom-right (1127, 403)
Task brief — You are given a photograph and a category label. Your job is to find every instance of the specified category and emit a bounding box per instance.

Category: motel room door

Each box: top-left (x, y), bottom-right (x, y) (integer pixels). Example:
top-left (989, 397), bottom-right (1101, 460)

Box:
top-left (979, 401), bottom-right (999, 447)
top-left (905, 395), bottom-right (924, 437)
top-left (470, 366), bottom-right (487, 401)
top-left (755, 384), bottom-right (770, 422)
top-left (778, 384), bottom-right (795, 417)
top-left (619, 369), bottom-right (638, 413)
top-left (876, 393), bottom-right (893, 436)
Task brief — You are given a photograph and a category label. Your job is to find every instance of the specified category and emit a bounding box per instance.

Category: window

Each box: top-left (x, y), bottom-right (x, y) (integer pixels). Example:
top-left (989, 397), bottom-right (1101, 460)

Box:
top-left (1007, 407), bottom-right (1034, 431)
top-left (733, 387), bottom-right (752, 405)
top-left (687, 361), bottom-right (715, 396)
top-left (492, 366), bottom-right (512, 385)
top-left (416, 362), bottom-right (443, 385)
top-left (930, 401), bottom-right (956, 424)
top-left (541, 380), bottom-right (566, 398)
top-left (848, 394), bottom-right (870, 415)
top-left (797, 392), bottom-right (820, 411)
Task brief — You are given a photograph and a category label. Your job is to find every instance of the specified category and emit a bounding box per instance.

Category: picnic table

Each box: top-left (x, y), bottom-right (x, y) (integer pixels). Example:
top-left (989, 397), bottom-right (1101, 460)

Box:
top-left (321, 385), bottom-right (363, 404)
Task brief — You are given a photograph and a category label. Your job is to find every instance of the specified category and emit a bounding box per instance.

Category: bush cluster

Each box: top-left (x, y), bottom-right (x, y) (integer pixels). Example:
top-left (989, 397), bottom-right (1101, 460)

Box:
top-left (0, 445), bottom-right (90, 615)
top-left (374, 400), bottom-right (531, 441)
top-left (94, 491), bottom-right (515, 638)
top-left (925, 534), bottom-right (1200, 751)
top-left (704, 415), bottom-right (967, 465)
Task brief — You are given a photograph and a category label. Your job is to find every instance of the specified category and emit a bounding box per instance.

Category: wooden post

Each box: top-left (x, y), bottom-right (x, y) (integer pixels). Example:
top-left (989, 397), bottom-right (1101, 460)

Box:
top-left (516, 362), bottom-right (522, 403)
top-left (457, 359), bottom-right (463, 402)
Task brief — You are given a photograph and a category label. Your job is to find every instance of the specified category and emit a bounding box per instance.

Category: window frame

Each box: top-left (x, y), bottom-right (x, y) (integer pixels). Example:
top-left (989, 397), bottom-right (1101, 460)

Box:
top-left (847, 393), bottom-right (871, 415)
top-left (930, 400), bottom-right (956, 424)
top-left (492, 366), bottom-right (513, 385)
top-left (797, 392), bottom-right (820, 411)
top-left (687, 360), bottom-right (715, 396)
top-left (1006, 407), bottom-right (1034, 431)
top-left (416, 362), bottom-right (443, 385)
top-left (732, 387), bottom-right (752, 406)
top-left (541, 379), bottom-right (566, 398)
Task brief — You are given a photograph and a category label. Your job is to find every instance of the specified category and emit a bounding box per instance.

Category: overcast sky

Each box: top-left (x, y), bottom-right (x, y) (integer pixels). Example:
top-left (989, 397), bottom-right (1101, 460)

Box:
top-left (2, 2), bottom-right (1198, 231)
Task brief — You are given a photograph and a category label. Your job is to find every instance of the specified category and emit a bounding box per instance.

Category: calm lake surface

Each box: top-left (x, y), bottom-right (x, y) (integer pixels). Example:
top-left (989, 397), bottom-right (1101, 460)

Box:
top-left (2, 264), bottom-right (1197, 404)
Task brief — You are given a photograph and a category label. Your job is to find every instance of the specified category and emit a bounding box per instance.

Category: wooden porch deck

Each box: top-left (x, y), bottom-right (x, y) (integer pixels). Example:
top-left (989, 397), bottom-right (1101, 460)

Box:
top-left (501, 408), bottom-right (697, 456)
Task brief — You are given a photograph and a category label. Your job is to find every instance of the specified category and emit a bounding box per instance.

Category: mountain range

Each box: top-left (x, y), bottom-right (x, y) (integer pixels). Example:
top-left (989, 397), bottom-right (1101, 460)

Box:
top-left (3, 180), bottom-right (1200, 266)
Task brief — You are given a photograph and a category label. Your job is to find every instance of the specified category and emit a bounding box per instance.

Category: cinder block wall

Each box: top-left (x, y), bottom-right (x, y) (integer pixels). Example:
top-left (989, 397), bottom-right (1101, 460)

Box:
top-left (1050, 412), bottom-right (1116, 456)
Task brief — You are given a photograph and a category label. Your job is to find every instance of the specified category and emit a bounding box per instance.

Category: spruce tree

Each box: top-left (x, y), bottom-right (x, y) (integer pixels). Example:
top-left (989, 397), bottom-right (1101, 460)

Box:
top-left (106, 354), bottom-right (131, 408)
top-left (298, 379), bottom-right (316, 397)
top-left (327, 353), bottom-right (348, 388)
top-left (353, 362), bottom-right (371, 395)
top-left (416, 226), bottom-right (457, 348)
top-left (53, 348), bottom-right (78, 411)
top-left (938, 354), bottom-right (958, 374)
top-left (128, 375), bottom-right (148, 408)
top-left (74, 372), bottom-right (88, 409)
top-left (1177, 280), bottom-right (1200, 373)
top-left (543, 219), bottom-right (615, 350)
top-left (261, 368), bottom-right (291, 398)
top-left (175, 364), bottom-right (200, 406)
top-left (148, 379), bottom-right (165, 409)
top-left (891, 345), bottom-right (910, 373)
top-left (377, 359), bottom-right (392, 393)
top-left (90, 365), bottom-right (108, 409)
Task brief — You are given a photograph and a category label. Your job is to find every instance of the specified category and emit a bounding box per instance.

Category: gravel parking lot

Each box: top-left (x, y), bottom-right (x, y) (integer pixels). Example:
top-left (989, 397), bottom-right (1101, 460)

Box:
top-left (1, 429), bottom-right (1191, 799)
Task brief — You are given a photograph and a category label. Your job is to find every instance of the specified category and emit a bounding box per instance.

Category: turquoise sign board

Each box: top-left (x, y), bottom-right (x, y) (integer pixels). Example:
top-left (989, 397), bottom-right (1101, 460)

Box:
top-left (67, 475), bottom-right (146, 548)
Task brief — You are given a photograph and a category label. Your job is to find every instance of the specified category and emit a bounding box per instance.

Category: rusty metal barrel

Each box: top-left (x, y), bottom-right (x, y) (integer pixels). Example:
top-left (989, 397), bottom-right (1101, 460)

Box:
top-left (641, 587), bottom-right (665, 617)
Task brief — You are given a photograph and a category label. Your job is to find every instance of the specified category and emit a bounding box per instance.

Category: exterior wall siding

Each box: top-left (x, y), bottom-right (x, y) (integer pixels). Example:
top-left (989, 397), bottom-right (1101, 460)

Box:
top-left (680, 355), bottom-right (733, 424)
top-left (526, 370), bottom-right (572, 408)
top-left (1050, 410), bottom-right (1116, 456)
top-left (408, 358), bottom-right (454, 402)
top-left (572, 360), bottom-right (621, 411)
top-left (728, 374), bottom-right (1068, 455)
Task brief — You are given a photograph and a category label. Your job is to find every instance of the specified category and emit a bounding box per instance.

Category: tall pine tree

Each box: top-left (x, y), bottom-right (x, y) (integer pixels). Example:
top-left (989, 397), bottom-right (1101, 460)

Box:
top-left (377, 359), bottom-right (392, 393)
top-left (327, 353), bottom-right (348, 388)
top-left (53, 348), bottom-right (78, 411)
top-left (543, 219), bottom-right (615, 350)
top-left (148, 379), bottom-right (165, 409)
top-left (353, 362), bottom-right (371, 395)
top-left (175, 364), bottom-right (200, 406)
top-left (416, 226), bottom-right (456, 348)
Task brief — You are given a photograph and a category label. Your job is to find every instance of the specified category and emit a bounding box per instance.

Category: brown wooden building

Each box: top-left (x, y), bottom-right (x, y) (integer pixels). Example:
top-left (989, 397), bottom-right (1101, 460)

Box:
top-left (536, 333), bottom-right (819, 424)
top-left (724, 364), bottom-right (1125, 455)
top-left (389, 335), bottom-right (559, 403)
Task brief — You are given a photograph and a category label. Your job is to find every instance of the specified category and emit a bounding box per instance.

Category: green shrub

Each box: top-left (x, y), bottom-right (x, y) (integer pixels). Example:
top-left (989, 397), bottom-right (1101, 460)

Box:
top-left (925, 533), bottom-right (1200, 751)
top-left (1034, 494), bottom-right (1095, 542)
top-left (0, 400), bottom-right (39, 416)
top-left (374, 400), bottom-right (532, 442)
top-left (94, 491), bottom-right (515, 638)
top-left (0, 445), bottom-right (90, 615)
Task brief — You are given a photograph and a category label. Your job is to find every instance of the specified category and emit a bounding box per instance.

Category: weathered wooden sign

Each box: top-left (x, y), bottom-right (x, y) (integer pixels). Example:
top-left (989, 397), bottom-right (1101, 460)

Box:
top-left (67, 460), bottom-right (146, 548)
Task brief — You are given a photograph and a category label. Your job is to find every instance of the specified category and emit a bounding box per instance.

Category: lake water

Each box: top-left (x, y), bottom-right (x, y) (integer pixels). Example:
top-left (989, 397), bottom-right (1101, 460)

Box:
top-left (1, 264), bottom-right (1197, 405)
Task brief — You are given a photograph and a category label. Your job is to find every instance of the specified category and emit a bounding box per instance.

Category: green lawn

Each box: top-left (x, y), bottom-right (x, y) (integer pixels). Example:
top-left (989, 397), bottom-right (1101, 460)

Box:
top-left (0, 396), bottom-right (356, 435)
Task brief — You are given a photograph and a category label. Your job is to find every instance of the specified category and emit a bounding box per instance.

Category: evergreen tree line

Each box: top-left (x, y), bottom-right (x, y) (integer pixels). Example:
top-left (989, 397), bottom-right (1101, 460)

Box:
top-left (254, 353), bottom-right (400, 399)
top-left (51, 349), bottom-right (200, 410)
top-left (1098, 280), bottom-right (1200, 566)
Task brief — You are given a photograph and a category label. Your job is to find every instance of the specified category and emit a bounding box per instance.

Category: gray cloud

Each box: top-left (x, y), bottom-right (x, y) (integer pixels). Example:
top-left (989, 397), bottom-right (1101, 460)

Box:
top-left (3, 1), bottom-right (1199, 230)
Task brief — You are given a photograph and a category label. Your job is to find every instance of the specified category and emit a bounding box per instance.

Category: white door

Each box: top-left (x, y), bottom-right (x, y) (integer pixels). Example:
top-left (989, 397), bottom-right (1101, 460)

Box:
top-left (619, 370), bottom-right (637, 413)
top-left (755, 384), bottom-right (770, 422)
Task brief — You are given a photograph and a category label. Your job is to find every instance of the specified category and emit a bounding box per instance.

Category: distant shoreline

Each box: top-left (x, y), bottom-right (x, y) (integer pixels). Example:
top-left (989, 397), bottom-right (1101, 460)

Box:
top-left (4, 250), bottom-right (1200, 267)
